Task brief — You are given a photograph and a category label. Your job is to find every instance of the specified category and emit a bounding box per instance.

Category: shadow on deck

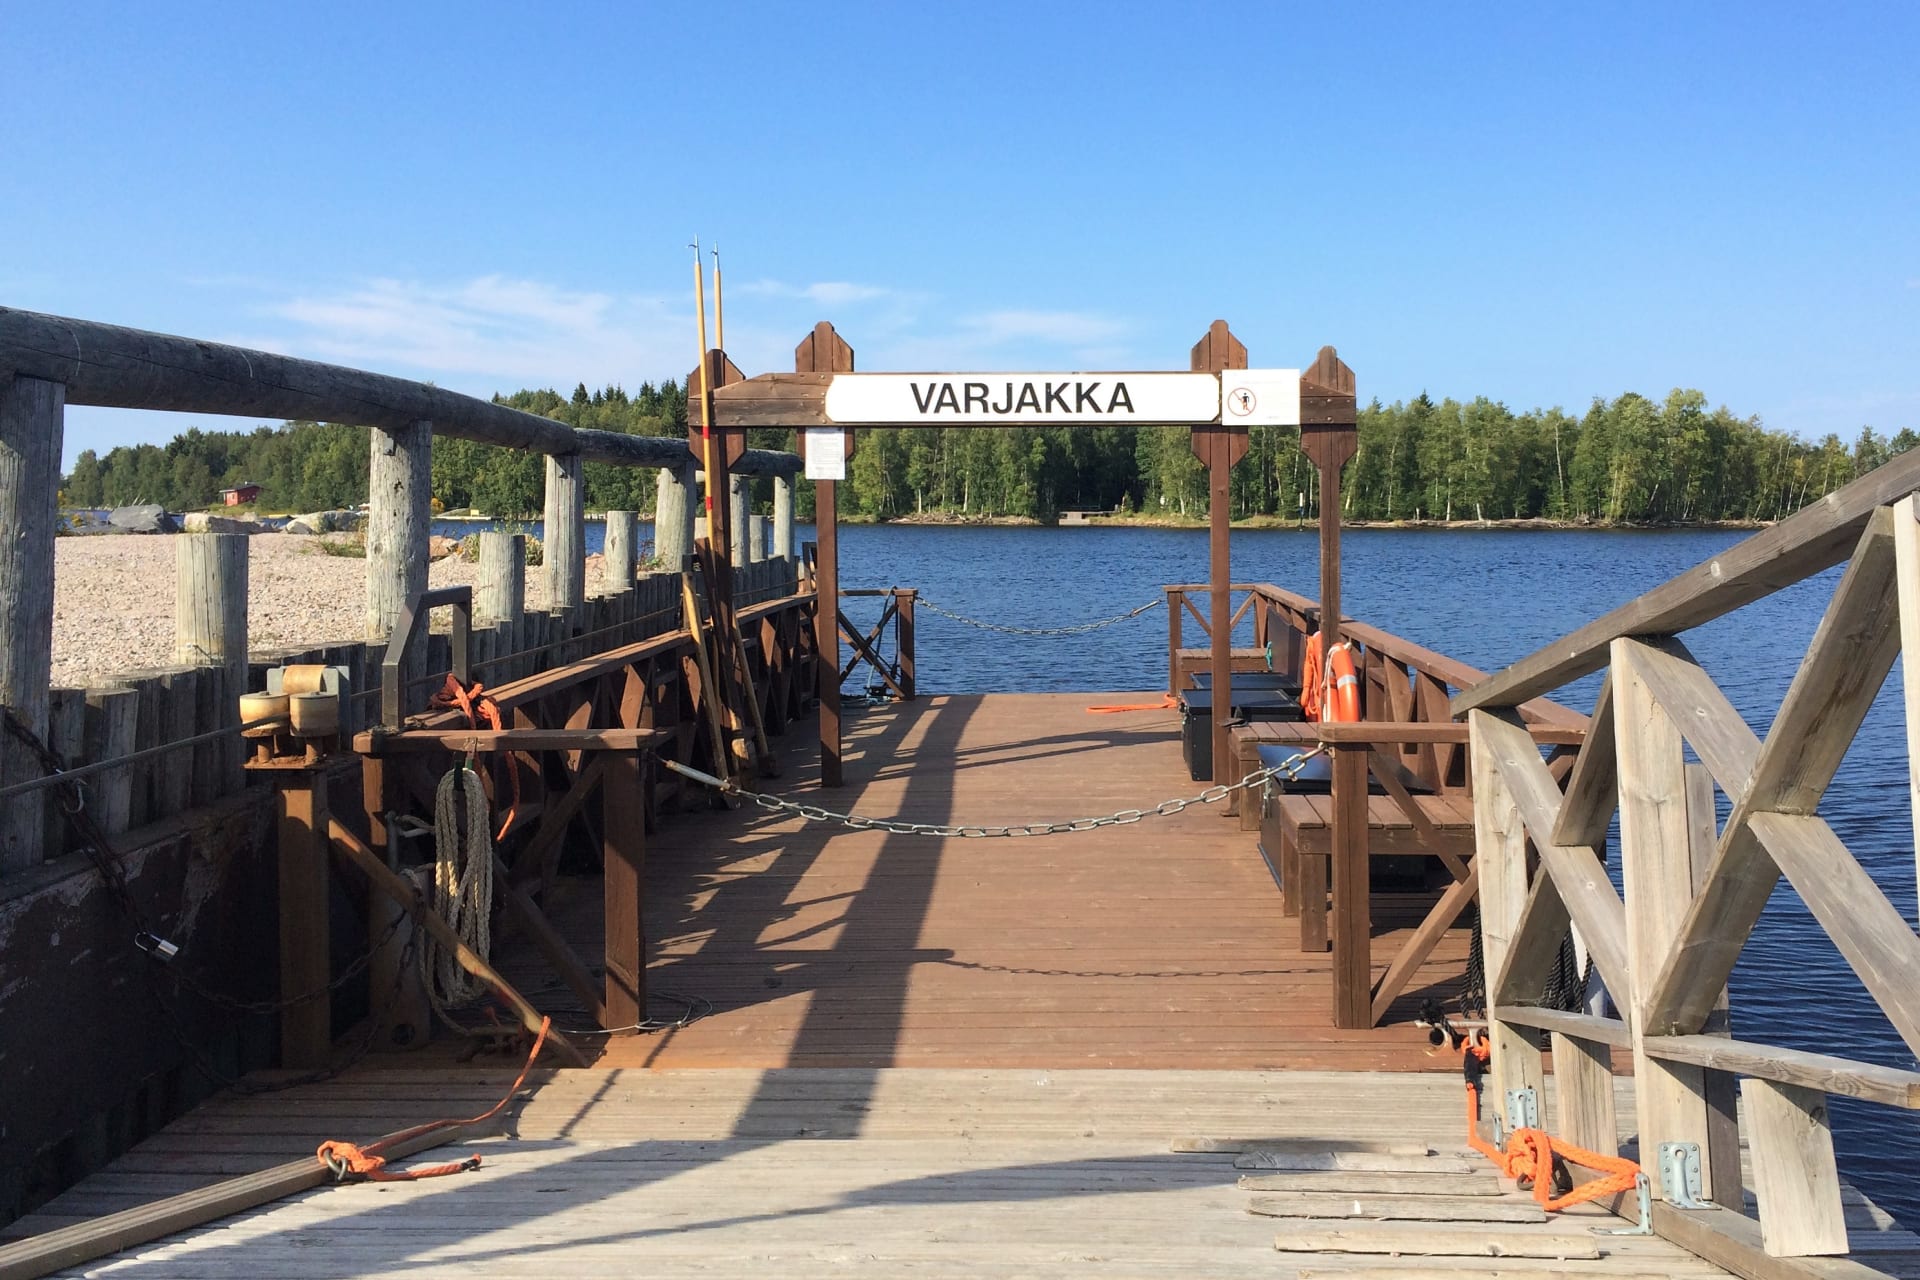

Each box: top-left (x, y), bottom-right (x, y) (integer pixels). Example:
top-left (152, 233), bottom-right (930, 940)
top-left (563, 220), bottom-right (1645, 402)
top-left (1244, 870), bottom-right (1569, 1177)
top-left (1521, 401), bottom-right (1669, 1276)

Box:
top-left (500, 690), bottom-right (1472, 1073)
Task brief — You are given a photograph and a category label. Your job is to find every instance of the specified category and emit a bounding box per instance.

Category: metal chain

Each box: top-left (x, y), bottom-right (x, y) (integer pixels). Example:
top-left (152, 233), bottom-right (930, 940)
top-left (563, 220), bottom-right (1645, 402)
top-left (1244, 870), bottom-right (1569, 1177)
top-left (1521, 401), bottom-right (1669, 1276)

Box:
top-left (666, 749), bottom-right (1321, 838)
top-left (914, 597), bottom-right (1163, 637)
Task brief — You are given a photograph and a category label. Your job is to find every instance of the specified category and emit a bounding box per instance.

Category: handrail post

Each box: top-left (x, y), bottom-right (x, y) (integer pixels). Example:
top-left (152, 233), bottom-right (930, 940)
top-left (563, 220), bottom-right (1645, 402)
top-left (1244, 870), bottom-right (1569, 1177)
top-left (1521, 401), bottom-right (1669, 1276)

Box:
top-left (604, 510), bottom-right (637, 594)
top-left (366, 418), bottom-right (431, 716)
top-left (1166, 587), bottom-right (1183, 695)
top-left (654, 462), bottom-right (696, 573)
top-left (176, 532), bottom-right (248, 795)
top-left (897, 589), bottom-right (916, 700)
top-left (544, 453), bottom-right (585, 613)
top-left (0, 376), bottom-right (64, 872)
top-left (1328, 743), bottom-right (1372, 1027)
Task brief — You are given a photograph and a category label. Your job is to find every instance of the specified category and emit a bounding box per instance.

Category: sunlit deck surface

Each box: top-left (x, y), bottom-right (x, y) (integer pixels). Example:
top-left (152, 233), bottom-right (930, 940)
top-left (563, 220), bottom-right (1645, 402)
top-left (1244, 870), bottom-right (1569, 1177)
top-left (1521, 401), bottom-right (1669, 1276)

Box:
top-left (556, 690), bottom-right (1472, 1070)
top-left (17, 694), bottom-right (1920, 1276)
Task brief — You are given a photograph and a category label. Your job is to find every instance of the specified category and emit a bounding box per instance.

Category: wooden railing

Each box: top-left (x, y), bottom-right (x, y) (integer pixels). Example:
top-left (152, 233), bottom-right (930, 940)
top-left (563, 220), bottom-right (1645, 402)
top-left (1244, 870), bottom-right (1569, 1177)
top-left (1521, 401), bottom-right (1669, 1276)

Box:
top-left (840, 587), bottom-right (917, 700)
top-left (0, 306), bottom-right (811, 1229)
top-left (1451, 444), bottom-right (1920, 1273)
top-left (1166, 580), bottom-right (1585, 1028)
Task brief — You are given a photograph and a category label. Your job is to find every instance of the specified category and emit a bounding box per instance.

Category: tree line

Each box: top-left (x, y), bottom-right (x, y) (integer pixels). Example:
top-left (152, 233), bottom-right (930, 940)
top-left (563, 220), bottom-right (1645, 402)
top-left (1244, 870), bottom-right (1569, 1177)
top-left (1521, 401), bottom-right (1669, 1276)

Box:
top-left (61, 380), bottom-right (1914, 526)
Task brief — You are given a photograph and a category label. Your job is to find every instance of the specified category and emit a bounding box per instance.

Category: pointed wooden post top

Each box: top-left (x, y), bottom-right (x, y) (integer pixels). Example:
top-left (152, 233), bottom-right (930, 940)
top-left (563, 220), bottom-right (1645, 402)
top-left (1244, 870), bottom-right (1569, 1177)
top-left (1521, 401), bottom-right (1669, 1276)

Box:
top-left (795, 321), bottom-right (855, 374)
top-left (1190, 319), bottom-right (1248, 373)
top-left (686, 349), bottom-right (748, 465)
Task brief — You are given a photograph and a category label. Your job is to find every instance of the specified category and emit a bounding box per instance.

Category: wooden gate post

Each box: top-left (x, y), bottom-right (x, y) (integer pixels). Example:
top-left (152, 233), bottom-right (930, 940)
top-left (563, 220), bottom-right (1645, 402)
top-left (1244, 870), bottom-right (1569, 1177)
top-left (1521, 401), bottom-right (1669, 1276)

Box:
top-left (277, 770), bottom-right (332, 1068)
top-left (795, 321), bottom-right (855, 787)
top-left (602, 747), bottom-right (646, 1029)
top-left (0, 375), bottom-right (64, 873)
top-left (1189, 320), bottom-right (1248, 786)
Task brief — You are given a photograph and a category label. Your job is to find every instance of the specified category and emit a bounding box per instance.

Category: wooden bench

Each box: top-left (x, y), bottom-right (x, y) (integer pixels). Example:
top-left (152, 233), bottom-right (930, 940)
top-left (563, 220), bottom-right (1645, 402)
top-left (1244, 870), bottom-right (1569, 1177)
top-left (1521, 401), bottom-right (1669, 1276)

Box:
top-left (1170, 647), bottom-right (1271, 694)
top-left (1262, 789), bottom-right (1475, 952)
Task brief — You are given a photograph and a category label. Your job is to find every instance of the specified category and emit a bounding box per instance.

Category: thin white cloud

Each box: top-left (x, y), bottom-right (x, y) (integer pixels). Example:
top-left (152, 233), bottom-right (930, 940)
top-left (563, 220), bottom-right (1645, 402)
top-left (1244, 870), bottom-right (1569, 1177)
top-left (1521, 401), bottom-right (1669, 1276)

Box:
top-left (872, 307), bottom-right (1136, 369)
top-left (734, 278), bottom-right (893, 306)
top-left (239, 275), bottom-right (692, 391)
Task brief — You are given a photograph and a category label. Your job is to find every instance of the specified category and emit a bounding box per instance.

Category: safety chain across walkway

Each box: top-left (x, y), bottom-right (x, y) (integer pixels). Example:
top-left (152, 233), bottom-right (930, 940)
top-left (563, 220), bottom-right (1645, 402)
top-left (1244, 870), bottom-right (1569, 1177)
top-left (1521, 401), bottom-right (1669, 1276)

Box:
top-left (914, 596), bottom-right (1163, 637)
top-left (664, 749), bottom-right (1320, 838)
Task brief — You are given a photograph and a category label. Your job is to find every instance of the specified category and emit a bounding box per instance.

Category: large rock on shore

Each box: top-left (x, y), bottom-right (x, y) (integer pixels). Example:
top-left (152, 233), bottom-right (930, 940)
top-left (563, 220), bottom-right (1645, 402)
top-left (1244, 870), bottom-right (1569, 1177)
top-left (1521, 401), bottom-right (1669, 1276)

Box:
top-left (285, 509), bottom-right (362, 535)
top-left (182, 512), bottom-right (262, 534)
top-left (107, 504), bottom-right (177, 534)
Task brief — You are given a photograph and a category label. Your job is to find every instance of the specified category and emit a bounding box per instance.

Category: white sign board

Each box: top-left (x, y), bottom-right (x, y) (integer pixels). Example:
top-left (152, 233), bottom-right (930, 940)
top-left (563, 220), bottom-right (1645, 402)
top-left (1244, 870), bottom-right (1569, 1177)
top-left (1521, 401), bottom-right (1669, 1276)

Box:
top-left (823, 373), bottom-right (1220, 425)
top-left (1220, 370), bottom-right (1303, 426)
top-left (803, 428), bottom-right (847, 480)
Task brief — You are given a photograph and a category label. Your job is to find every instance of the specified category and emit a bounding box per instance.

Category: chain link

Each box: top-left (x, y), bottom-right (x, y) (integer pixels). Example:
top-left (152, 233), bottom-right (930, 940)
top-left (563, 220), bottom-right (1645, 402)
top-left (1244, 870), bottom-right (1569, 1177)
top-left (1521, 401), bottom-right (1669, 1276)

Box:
top-left (914, 597), bottom-right (1163, 637)
top-left (673, 749), bottom-right (1322, 838)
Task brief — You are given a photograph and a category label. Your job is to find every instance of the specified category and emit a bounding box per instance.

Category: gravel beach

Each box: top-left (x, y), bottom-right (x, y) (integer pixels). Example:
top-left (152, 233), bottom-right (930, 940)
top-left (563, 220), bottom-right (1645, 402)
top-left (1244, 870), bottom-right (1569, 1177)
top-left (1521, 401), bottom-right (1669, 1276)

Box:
top-left (51, 533), bottom-right (609, 688)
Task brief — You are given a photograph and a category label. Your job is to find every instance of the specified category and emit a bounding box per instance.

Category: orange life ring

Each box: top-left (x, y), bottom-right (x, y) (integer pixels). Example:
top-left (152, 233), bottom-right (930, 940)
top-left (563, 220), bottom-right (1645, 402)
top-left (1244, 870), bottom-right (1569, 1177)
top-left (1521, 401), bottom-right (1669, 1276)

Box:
top-left (1300, 632), bottom-right (1361, 723)
top-left (1325, 641), bottom-right (1361, 723)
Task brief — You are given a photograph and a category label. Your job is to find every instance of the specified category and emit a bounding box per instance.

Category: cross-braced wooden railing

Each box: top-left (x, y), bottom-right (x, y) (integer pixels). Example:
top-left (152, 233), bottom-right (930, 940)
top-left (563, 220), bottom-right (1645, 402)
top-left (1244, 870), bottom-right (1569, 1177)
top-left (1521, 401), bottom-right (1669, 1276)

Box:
top-left (1452, 446), bottom-right (1920, 1276)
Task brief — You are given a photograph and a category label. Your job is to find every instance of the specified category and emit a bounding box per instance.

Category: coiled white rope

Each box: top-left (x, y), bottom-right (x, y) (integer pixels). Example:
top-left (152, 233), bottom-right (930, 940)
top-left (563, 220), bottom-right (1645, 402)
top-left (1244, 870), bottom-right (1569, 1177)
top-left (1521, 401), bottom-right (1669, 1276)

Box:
top-left (421, 766), bottom-right (494, 1022)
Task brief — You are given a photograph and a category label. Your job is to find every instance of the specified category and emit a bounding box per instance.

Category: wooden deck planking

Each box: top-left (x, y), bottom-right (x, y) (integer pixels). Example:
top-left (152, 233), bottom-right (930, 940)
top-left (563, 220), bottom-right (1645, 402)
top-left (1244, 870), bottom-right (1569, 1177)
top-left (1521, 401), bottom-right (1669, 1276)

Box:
top-left (508, 693), bottom-right (1475, 1070)
top-left (9, 1071), bottom-right (1752, 1278)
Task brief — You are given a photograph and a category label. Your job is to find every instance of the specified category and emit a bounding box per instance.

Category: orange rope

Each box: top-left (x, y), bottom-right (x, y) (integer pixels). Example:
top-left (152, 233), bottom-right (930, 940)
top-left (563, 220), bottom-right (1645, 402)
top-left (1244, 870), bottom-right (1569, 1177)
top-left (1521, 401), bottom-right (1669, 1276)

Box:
top-left (1086, 694), bottom-right (1179, 714)
top-left (316, 1017), bottom-right (551, 1183)
top-left (1457, 1033), bottom-right (1642, 1212)
top-left (430, 673), bottom-right (520, 841)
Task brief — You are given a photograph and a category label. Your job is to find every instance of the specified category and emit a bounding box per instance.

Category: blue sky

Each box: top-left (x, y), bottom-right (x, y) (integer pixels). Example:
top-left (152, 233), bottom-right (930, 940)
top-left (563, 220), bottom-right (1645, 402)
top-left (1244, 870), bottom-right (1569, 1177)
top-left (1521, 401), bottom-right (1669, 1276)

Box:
top-left (4, 1), bottom-right (1916, 470)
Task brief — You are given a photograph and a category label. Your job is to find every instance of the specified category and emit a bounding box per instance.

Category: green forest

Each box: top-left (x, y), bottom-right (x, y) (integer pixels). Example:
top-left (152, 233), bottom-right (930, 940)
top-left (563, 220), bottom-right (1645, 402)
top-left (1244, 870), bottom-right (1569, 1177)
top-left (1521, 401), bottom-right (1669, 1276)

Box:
top-left (61, 380), bottom-right (1915, 526)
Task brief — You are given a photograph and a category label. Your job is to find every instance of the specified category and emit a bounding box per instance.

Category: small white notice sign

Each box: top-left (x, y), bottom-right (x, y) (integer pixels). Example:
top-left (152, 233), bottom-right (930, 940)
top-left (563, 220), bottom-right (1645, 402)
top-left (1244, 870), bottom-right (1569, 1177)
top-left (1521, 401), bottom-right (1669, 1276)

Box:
top-left (804, 429), bottom-right (847, 481)
top-left (1220, 370), bottom-right (1302, 427)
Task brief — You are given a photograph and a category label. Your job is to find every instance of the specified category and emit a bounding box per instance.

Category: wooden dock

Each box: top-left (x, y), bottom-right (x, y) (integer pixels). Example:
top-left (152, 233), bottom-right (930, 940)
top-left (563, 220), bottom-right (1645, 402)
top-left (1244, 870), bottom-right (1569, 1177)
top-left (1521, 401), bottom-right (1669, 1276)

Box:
top-left (510, 691), bottom-right (1474, 1071)
top-left (12, 691), bottom-right (1920, 1278)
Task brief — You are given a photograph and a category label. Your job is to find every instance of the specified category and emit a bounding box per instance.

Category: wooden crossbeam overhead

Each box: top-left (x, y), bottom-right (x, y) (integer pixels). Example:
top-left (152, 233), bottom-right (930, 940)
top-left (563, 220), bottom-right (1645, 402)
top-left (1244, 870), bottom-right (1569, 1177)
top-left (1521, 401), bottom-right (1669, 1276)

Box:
top-left (1450, 450), bottom-right (1920, 715)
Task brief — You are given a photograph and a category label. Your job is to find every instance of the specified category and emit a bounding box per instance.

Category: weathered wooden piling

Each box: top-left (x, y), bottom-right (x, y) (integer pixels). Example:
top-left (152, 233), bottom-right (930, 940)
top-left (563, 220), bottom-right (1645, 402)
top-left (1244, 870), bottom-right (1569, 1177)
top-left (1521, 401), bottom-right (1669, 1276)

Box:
top-left (0, 375), bottom-right (63, 871)
top-left (729, 474), bottom-right (752, 568)
top-left (773, 474), bottom-right (795, 561)
top-left (655, 462), bottom-right (695, 571)
top-left (175, 532), bottom-right (247, 793)
top-left (366, 419), bottom-right (432, 709)
top-left (604, 510), bottom-right (637, 592)
top-left (544, 454), bottom-right (584, 612)
top-left (476, 531), bottom-right (526, 679)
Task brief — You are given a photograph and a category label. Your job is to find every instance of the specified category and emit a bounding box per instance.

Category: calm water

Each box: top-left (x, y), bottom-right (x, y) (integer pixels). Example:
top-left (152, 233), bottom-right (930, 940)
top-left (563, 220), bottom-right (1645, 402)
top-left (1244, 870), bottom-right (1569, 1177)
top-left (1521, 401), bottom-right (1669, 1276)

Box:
top-left (461, 518), bottom-right (1920, 1225)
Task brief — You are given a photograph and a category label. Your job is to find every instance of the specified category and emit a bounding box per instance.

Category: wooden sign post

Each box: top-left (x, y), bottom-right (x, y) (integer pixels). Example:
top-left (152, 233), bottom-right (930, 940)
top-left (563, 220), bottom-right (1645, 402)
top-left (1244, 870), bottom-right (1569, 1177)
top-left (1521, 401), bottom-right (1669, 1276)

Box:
top-left (795, 321), bottom-right (856, 788)
top-left (1189, 320), bottom-right (1249, 786)
top-left (1297, 348), bottom-right (1359, 655)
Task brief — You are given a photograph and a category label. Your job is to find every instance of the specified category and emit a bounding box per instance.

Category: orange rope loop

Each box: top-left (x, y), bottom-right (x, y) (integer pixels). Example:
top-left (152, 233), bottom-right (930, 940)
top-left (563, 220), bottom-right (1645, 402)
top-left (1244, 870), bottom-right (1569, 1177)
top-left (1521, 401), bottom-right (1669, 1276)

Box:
top-left (1456, 1032), bottom-right (1642, 1212)
top-left (1085, 694), bottom-right (1179, 714)
top-left (430, 673), bottom-right (520, 841)
top-left (316, 1017), bottom-right (551, 1183)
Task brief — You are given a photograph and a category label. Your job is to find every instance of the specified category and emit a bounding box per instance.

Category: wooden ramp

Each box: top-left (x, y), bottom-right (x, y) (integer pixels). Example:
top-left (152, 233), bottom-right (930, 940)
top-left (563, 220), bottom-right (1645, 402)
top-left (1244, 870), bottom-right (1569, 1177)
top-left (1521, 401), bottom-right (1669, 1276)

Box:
top-left (509, 691), bottom-right (1475, 1071)
top-left (4, 1070), bottom-right (1799, 1279)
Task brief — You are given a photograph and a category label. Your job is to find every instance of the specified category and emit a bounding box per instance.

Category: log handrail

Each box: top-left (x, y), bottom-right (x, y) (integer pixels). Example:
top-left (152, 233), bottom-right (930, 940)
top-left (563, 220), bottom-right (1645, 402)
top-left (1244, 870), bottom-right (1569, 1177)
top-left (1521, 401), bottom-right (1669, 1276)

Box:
top-left (0, 305), bottom-right (802, 475)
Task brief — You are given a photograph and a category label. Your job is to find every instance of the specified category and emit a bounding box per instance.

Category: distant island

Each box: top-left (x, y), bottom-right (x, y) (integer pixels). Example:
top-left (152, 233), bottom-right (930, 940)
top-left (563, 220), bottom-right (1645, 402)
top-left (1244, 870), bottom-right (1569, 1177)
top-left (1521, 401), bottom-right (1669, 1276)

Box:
top-left (60, 380), bottom-right (1912, 528)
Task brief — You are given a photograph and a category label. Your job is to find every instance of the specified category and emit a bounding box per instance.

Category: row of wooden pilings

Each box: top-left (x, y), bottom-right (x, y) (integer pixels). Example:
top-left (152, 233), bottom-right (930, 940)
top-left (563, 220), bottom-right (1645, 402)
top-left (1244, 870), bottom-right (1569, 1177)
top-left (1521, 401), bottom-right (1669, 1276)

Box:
top-left (0, 370), bottom-right (804, 876)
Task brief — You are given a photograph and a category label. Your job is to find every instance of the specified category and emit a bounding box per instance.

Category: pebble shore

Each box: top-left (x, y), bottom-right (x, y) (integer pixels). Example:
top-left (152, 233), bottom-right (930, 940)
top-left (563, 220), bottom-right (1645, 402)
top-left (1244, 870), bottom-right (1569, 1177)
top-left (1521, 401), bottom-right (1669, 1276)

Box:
top-left (51, 534), bottom-right (608, 688)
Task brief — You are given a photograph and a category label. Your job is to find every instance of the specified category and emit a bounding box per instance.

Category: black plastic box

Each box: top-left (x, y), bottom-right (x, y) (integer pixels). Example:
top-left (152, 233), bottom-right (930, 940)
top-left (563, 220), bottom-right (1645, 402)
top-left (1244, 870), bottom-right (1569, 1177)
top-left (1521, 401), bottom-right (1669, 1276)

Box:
top-left (1179, 688), bottom-right (1303, 781)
